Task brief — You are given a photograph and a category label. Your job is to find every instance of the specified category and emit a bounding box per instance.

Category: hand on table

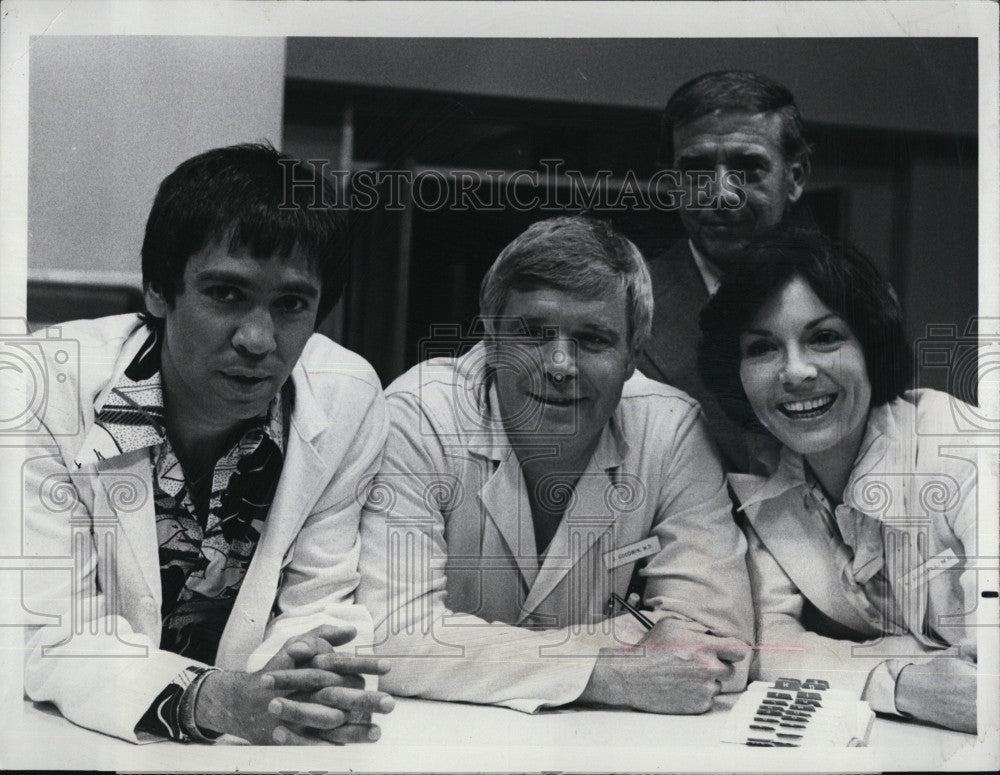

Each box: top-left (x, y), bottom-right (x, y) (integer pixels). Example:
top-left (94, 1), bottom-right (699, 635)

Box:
top-left (579, 621), bottom-right (748, 715)
top-left (638, 620), bottom-right (751, 662)
top-left (895, 657), bottom-right (976, 734)
top-left (195, 624), bottom-right (395, 744)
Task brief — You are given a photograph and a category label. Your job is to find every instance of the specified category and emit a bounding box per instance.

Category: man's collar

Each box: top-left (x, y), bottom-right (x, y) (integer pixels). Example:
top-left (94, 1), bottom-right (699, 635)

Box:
top-left (688, 240), bottom-right (723, 297)
top-left (75, 328), bottom-right (168, 466)
top-left (75, 327), bottom-right (284, 467)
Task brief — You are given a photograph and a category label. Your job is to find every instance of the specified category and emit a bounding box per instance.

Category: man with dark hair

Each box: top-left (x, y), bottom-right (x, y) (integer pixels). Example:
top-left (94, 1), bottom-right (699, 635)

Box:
top-left (357, 216), bottom-right (752, 714)
top-left (22, 143), bottom-right (395, 744)
top-left (637, 70), bottom-right (812, 471)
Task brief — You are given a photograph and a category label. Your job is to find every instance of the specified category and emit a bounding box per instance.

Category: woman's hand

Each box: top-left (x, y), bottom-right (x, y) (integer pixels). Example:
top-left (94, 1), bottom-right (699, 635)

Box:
top-left (895, 657), bottom-right (976, 734)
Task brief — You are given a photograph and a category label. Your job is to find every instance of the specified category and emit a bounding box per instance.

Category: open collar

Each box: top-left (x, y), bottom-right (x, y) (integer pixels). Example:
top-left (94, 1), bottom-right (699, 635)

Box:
top-left (463, 347), bottom-right (630, 471)
top-left (729, 445), bottom-right (805, 514)
top-left (840, 399), bottom-right (914, 517)
top-left (456, 343), bottom-right (630, 615)
top-left (731, 400), bottom-right (910, 522)
top-left (688, 239), bottom-right (723, 297)
top-left (74, 327), bottom-right (167, 467)
top-left (75, 325), bottom-right (286, 468)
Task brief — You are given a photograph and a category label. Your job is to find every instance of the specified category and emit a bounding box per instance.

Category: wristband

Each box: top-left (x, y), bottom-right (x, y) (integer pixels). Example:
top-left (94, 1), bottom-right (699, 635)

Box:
top-left (178, 666), bottom-right (223, 743)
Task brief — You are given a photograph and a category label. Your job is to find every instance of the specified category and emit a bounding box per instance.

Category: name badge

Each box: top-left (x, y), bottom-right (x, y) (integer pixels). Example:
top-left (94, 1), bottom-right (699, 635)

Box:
top-left (603, 536), bottom-right (661, 570)
top-left (899, 549), bottom-right (960, 586)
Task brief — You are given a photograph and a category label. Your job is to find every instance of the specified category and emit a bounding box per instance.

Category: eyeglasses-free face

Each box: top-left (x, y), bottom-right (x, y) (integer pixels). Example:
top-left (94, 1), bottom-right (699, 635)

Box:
top-left (738, 275), bottom-right (872, 461)
top-left (489, 285), bottom-right (636, 456)
top-left (674, 110), bottom-right (806, 268)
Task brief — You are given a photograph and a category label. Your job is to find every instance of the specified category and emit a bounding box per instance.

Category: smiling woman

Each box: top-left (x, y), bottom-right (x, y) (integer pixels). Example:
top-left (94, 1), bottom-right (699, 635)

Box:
top-left (737, 275), bottom-right (873, 490)
top-left (698, 227), bottom-right (979, 734)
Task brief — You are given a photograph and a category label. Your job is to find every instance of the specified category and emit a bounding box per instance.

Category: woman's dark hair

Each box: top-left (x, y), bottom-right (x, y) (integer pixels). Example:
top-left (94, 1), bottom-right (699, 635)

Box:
top-left (141, 142), bottom-right (347, 328)
top-left (698, 227), bottom-right (912, 430)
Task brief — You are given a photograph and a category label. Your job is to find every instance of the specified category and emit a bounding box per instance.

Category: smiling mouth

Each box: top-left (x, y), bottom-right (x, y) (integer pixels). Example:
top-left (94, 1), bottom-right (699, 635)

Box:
top-left (778, 394), bottom-right (836, 419)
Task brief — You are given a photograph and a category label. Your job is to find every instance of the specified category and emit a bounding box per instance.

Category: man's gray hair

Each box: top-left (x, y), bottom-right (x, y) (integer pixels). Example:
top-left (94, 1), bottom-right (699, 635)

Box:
top-left (479, 216), bottom-right (653, 351)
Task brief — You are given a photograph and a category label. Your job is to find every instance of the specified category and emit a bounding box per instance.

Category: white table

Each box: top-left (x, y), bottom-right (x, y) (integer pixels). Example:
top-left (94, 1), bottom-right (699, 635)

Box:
top-left (3, 695), bottom-right (989, 772)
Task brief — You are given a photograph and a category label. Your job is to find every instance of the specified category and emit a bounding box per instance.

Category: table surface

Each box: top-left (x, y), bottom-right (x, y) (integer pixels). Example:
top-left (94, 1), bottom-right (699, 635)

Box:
top-left (4, 694), bottom-right (991, 773)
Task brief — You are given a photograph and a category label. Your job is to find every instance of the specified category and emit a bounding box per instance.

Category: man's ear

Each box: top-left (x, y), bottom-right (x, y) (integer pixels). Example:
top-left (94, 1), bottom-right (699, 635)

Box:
top-left (143, 285), bottom-right (170, 318)
top-left (786, 157), bottom-right (809, 204)
top-left (625, 345), bottom-right (641, 380)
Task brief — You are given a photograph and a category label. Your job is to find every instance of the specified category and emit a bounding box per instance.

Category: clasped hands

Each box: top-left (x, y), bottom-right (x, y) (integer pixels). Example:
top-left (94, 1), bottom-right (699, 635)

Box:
top-left (195, 624), bottom-right (395, 745)
top-left (579, 618), bottom-right (750, 715)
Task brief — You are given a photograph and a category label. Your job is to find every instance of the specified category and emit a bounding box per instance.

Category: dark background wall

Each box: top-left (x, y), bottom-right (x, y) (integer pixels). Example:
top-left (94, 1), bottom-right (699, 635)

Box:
top-left (26, 36), bottom-right (980, 401)
top-left (283, 37), bottom-right (979, 399)
top-left (287, 38), bottom-right (976, 134)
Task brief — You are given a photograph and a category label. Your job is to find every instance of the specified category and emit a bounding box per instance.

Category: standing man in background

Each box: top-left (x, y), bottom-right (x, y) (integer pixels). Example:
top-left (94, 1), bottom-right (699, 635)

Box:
top-left (636, 70), bottom-right (813, 471)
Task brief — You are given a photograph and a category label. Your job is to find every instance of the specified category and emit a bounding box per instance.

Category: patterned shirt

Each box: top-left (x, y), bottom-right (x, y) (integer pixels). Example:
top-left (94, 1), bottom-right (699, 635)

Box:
top-left (79, 329), bottom-right (288, 740)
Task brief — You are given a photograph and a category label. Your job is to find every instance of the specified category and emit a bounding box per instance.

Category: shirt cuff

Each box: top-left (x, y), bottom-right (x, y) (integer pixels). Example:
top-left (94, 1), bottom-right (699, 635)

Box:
top-left (862, 658), bottom-right (914, 715)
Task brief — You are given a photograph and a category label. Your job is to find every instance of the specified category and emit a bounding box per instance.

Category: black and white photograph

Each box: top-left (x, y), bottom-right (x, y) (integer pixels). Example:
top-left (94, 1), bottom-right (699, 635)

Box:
top-left (0, 1), bottom-right (997, 772)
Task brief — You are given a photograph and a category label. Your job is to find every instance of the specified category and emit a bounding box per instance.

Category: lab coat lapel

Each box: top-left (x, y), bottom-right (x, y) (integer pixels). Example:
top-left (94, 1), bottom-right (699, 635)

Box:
top-left (479, 451), bottom-right (540, 589)
top-left (517, 469), bottom-right (616, 622)
top-left (74, 324), bottom-right (164, 603)
top-left (745, 496), bottom-right (878, 635)
top-left (517, 424), bottom-right (625, 623)
top-left (733, 458), bottom-right (878, 636)
top-left (845, 402), bottom-right (931, 642)
top-left (472, 383), bottom-right (541, 589)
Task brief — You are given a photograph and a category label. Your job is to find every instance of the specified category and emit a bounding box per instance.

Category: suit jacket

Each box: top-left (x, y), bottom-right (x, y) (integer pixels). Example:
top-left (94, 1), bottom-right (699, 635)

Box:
top-left (728, 390), bottom-right (978, 704)
top-left (637, 239), bottom-right (774, 473)
top-left (356, 343), bottom-right (753, 712)
top-left (21, 314), bottom-right (388, 742)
